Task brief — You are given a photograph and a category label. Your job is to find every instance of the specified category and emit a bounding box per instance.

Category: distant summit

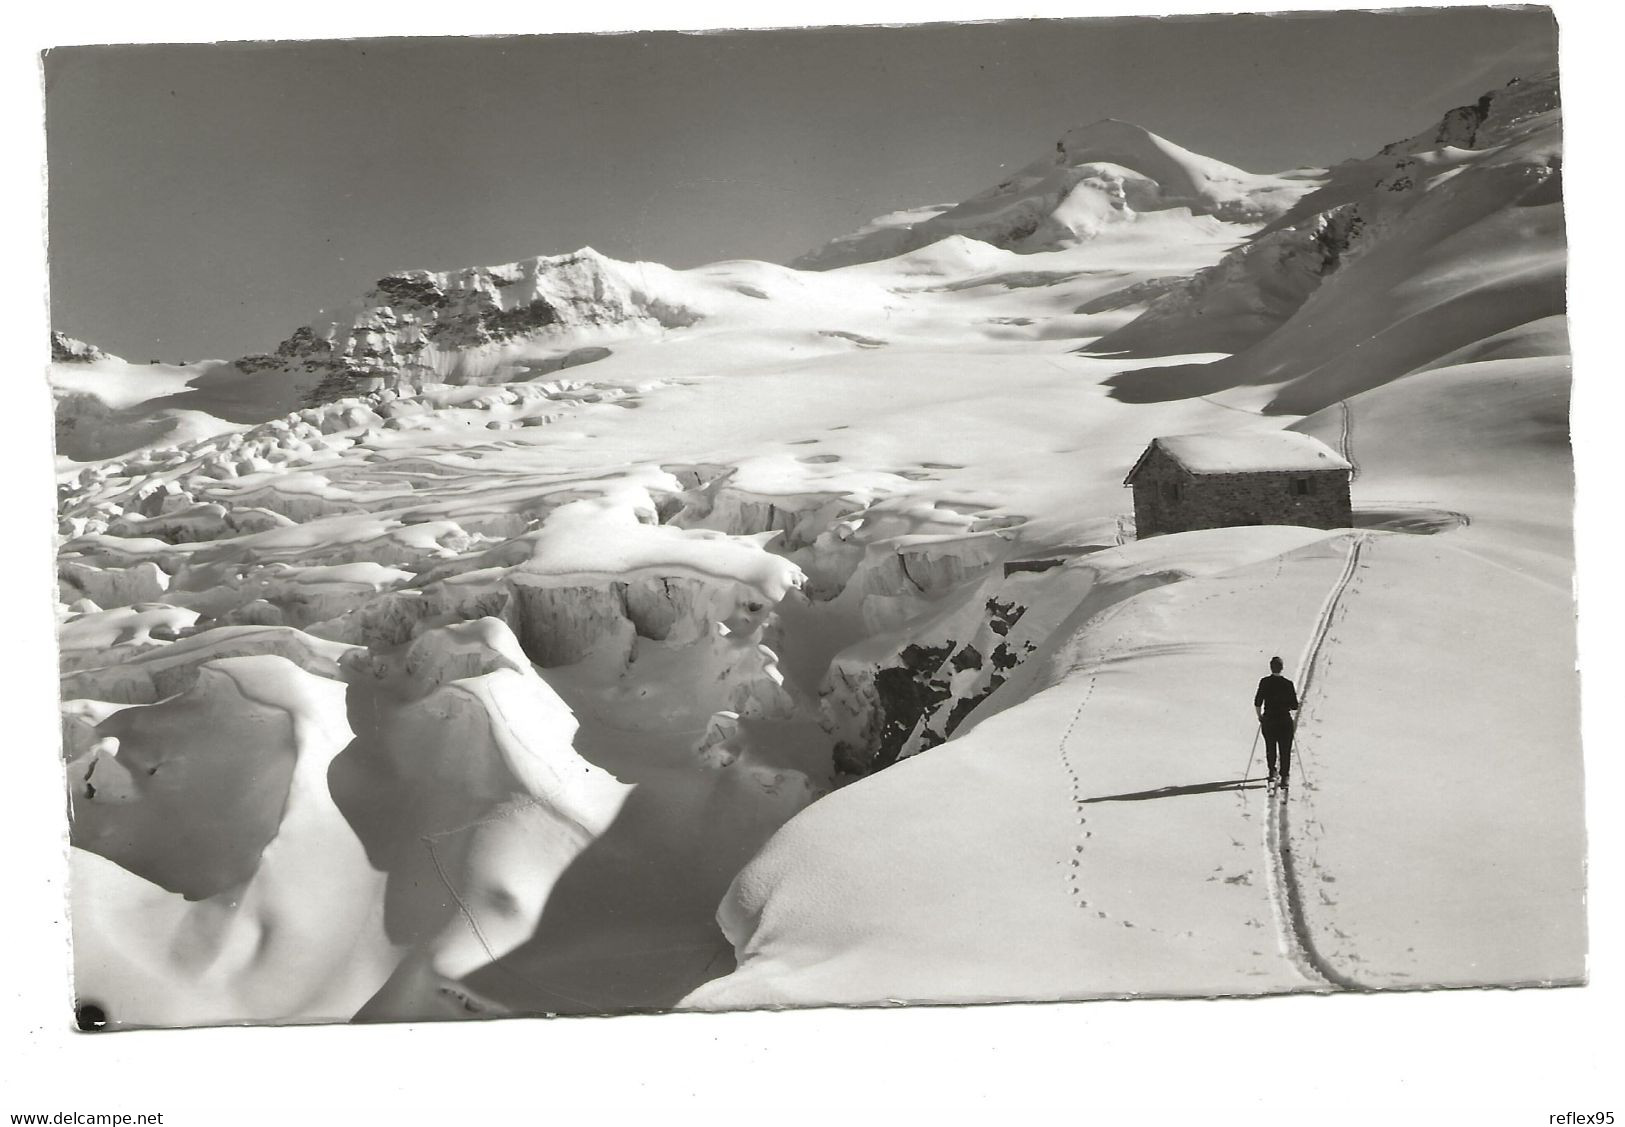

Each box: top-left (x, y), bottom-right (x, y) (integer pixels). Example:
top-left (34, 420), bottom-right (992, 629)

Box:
top-left (792, 120), bottom-right (1319, 270)
top-left (51, 331), bottom-right (113, 364)
top-left (1052, 118), bottom-right (1300, 218)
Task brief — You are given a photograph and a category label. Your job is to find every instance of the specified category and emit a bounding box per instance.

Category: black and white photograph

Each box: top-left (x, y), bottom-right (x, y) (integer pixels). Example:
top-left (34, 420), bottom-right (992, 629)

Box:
top-left (6, 0), bottom-right (1621, 1119)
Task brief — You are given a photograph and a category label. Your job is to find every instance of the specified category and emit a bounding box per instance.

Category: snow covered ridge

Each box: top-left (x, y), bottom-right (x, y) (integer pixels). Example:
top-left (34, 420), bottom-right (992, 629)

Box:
top-left (1378, 70), bottom-right (1560, 156)
top-left (793, 118), bottom-right (1320, 269)
top-left (1094, 70), bottom-right (1564, 414)
top-left (231, 248), bottom-right (705, 403)
top-left (1084, 204), bottom-right (1368, 357)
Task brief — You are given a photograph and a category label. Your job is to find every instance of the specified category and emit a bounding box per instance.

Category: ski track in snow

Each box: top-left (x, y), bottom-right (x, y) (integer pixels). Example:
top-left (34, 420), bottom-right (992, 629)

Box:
top-left (1338, 399), bottom-right (1360, 481)
top-left (1056, 553), bottom-right (1288, 941)
top-left (1261, 530), bottom-right (1372, 991)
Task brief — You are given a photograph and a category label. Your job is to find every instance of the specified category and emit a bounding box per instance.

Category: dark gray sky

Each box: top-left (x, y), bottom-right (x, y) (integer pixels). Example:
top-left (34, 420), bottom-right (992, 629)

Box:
top-left (45, 7), bottom-right (1558, 363)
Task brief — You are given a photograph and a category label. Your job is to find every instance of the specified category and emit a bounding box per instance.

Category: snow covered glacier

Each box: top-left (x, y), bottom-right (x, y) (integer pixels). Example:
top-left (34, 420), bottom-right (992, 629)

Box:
top-left (52, 72), bottom-right (1582, 1027)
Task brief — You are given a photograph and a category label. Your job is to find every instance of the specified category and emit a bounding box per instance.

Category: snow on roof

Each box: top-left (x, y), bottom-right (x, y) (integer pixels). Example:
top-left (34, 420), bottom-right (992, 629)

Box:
top-left (1127, 431), bottom-right (1352, 481)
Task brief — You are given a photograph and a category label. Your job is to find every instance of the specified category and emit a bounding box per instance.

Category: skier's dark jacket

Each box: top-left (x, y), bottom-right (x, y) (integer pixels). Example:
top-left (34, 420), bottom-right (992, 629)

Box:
top-left (1255, 674), bottom-right (1300, 730)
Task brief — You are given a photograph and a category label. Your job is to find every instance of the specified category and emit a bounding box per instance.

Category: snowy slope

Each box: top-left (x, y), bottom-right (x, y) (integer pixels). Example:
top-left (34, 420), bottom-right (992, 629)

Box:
top-left (687, 524), bottom-right (1582, 1008)
top-left (687, 72), bottom-right (1579, 1010)
top-left (52, 70), bottom-right (1579, 1027)
top-left (49, 348), bottom-right (256, 466)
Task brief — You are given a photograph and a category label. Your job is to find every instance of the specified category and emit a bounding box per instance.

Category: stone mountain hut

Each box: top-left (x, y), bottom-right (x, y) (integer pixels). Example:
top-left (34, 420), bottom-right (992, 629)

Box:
top-left (1124, 431), bottom-right (1353, 538)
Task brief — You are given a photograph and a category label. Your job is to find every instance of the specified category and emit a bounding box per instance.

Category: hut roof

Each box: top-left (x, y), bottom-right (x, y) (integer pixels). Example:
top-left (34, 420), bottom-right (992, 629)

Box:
top-left (1125, 431), bottom-right (1352, 484)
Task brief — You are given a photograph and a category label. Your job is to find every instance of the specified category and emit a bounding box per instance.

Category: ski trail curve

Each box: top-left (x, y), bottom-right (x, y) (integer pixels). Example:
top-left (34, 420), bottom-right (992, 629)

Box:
top-left (1261, 531), bottom-right (1370, 991)
top-left (1338, 399), bottom-right (1361, 481)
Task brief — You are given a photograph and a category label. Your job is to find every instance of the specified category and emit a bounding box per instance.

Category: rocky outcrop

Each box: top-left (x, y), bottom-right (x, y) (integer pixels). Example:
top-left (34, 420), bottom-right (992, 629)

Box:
top-left (231, 248), bottom-right (702, 405)
top-left (824, 575), bottom-right (1047, 775)
top-left (51, 331), bottom-right (112, 363)
top-left (1379, 73), bottom-right (1560, 156)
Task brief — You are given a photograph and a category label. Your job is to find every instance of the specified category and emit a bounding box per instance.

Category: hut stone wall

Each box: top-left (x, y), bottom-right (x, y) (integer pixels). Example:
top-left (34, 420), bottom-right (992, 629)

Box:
top-left (1129, 445), bottom-right (1352, 538)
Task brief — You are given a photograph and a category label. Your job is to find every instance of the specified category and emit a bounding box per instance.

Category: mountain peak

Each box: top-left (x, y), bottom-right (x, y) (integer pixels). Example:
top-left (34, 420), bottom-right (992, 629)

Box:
top-left (793, 120), bottom-right (1314, 270)
top-left (1061, 116), bottom-right (1152, 140)
top-left (1054, 118), bottom-right (1260, 192)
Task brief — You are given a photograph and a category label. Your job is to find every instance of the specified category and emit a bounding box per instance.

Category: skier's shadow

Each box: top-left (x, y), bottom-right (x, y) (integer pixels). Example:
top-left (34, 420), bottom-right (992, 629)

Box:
top-left (1081, 778), bottom-right (1265, 804)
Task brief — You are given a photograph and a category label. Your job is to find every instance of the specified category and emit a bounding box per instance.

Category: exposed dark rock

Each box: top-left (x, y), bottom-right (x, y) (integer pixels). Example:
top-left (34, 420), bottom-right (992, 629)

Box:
top-left (950, 645), bottom-right (984, 672)
top-left (1313, 206), bottom-right (1366, 267)
top-left (985, 597), bottom-right (1026, 636)
top-left (838, 640), bottom-right (956, 774)
top-left (234, 354), bottom-right (287, 374)
top-left (944, 672), bottom-right (1006, 737)
top-left (482, 298), bottom-right (559, 340)
top-left (425, 309), bottom-right (488, 346)
top-left (374, 273), bottom-right (450, 309)
top-left (275, 326), bottom-right (334, 359)
top-left (989, 641), bottom-right (1021, 672)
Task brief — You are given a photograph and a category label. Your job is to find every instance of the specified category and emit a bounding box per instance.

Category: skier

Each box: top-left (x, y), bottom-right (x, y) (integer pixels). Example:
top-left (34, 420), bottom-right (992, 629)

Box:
top-left (1254, 656), bottom-right (1300, 788)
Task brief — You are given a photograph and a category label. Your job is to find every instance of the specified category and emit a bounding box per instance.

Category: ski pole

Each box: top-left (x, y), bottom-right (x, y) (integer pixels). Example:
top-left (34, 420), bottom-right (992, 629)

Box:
top-left (1242, 724), bottom-right (1261, 784)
